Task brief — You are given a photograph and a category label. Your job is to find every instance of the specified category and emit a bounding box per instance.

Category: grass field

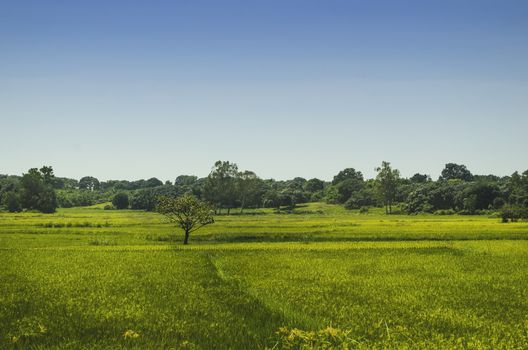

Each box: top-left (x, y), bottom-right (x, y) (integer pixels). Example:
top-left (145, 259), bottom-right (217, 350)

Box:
top-left (1, 203), bottom-right (528, 349)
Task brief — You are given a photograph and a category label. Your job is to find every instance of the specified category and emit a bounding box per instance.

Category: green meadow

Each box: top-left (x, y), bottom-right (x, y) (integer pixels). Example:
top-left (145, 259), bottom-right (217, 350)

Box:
top-left (2, 203), bottom-right (528, 349)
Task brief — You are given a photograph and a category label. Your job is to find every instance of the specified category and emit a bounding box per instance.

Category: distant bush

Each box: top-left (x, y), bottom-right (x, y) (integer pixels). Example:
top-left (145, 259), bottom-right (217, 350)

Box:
top-left (88, 239), bottom-right (117, 246)
top-left (40, 221), bottom-right (109, 228)
top-left (103, 204), bottom-right (114, 210)
top-left (359, 206), bottom-right (369, 214)
top-left (112, 193), bottom-right (129, 210)
top-left (501, 207), bottom-right (528, 223)
top-left (434, 209), bottom-right (456, 215)
top-left (57, 189), bottom-right (98, 208)
top-left (343, 198), bottom-right (357, 210)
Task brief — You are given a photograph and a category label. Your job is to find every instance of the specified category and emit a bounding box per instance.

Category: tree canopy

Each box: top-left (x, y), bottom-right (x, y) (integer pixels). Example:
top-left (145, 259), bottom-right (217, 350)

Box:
top-left (156, 194), bottom-right (215, 244)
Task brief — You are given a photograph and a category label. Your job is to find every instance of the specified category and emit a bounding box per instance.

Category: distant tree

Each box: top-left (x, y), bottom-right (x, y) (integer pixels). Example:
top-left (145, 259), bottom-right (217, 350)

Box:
top-left (404, 183), bottom-right (435, 214)
top-left (493, 197), bottom-right (505, 209)
top-left (440, 163), bottom-right (474, 182)
top-left (203, 161), bottom-right (238, 214)
top-left (335, 178), bottom-right (364, 204)
top-left (343, 188), bottom-right (376, 209)
top-left (156, 194), bottom-right (214, 245)
top-left (173, 175), bottom-right (201, 196)
top-left (175, 175), bottom-right (198, 187)
top-left (39, 166), bottom-right (54, 185)
top-left (20, 168), bottom-right (45, 209)
top-left (130, 185), bottom-right (180, 211)
top-left (4, 191), bottom-right (22, 212)
top-left (323, 186), bottom-right (339, 204)
top-left (112, 192), bottom-right (129, 209)
top-left (145, 177), bottom-right (163, 188)
top-left (289, 177), bottom-right (307, 190)
top-left (20, 167), bottom-right (57, 213)
top-left (279, 187), bottom-right (306, 210)
top-left (237, 170), bottom-right (260, 213)
top-left (505, 170), bottom-right (528, 206)
top-left (332, 168), bottom-right (363, 185)
top-left (460, 182), bottom-right (500, 211)
top-left (430, 180), bottom-right (466, 211)
top-left (130, 189), bottom-right (157, 211)
top-left (0, 176), bottom-right (21, 207)
top-left (37, 187), bottom-right (58, 213)
top-left (52, 177), bottom-right (79, 189)
top-left (262, 189), bottom-right (281, 209)
top-left (304, 178), bottom-right (325, 193)
top-left (79, 176), bottom-right (100, 191)
top-left (375, 161), bottom-right (400, 214)
top-left (328, 168), bottom-right (365, 204)
top-left (410, 173), bottom-right (431, 183)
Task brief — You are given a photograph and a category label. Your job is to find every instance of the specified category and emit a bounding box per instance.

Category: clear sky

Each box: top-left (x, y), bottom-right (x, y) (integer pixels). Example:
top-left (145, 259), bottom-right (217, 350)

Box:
top-left (1, 0), bottom-right (527, 181)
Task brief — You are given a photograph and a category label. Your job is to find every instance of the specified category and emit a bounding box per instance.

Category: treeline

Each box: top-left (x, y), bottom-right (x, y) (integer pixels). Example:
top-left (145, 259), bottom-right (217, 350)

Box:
top-left (1, 161), bottom-right (528, 218)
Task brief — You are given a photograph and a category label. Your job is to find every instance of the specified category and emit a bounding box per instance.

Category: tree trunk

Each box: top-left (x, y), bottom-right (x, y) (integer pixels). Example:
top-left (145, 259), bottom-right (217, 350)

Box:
top-left (183, 230), bottom-right (190, 245)
top-left (227, 207), bottom-right (231, 215)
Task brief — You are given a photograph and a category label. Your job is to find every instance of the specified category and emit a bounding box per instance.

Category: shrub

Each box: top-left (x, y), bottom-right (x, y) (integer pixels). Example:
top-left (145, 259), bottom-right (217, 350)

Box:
top-left (88, 239), bottom-right (117, 246)
top-left (112, 193), bottom-right (129, 210)
top-left (434, 209), bottom-right (456, 215)
top-left (501, 207), bottom-right (528, 223)
top-left (359, 206), bottom-right (369, 214)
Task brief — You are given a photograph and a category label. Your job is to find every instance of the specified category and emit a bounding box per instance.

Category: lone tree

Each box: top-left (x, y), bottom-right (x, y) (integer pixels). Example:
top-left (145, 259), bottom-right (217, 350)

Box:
top-left (112, 192), bottom-right (129, 209)
top-left (440, 163), bottom-right (474, 182)
top-left (156, 194), bottom-right (215, 245)
top-left (375, 161), bottom-right (400, 214)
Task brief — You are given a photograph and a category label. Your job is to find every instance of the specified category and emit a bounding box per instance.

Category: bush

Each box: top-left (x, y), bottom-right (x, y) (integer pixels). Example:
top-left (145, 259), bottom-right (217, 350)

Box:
top-left (103, 204), bottom-right (114, 210)
top-left (501, 207), bottom-right (528, 223)
top-left (88, 239), bottom-right (117, 246)
top-left (112, 193), bottom-right (129, 210)
top-left (434, 209), bottom-right (456, 215)
top-left (359, 206), bottom-right (369, 214)
top-left (57, 189), bottom-right (97, 208)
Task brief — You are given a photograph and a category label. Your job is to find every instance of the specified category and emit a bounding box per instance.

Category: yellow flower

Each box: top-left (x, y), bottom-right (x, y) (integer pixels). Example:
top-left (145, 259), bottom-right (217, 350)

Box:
top-left (38, 323), bottom-right (47, 334)
top-left (323, 326), bottom-right (340, 337)
top-left (123, 330), bottom-right (140, 339)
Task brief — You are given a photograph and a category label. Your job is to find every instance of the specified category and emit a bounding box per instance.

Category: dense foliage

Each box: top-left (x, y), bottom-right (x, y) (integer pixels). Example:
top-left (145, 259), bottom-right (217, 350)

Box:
top-left (1, 162), bottom-right (527, 215)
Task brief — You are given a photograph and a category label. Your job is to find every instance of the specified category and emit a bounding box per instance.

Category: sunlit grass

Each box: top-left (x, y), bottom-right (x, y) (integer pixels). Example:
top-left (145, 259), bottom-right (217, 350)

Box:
top-left (1, 203), bottom-right (527, 348)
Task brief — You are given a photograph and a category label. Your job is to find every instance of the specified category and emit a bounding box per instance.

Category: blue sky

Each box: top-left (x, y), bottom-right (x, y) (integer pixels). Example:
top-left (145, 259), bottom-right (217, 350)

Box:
top-left (1, 0), bottom-right (527, 181)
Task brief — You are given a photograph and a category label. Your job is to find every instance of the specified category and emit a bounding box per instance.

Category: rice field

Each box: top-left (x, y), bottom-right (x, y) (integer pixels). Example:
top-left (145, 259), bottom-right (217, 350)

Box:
top-left (1, 203), bottom-right (528, 349)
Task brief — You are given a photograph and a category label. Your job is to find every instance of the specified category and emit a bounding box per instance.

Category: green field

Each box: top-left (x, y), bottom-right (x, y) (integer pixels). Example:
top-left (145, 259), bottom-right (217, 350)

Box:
top-left (2, 203), bottom-right (528, 349)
